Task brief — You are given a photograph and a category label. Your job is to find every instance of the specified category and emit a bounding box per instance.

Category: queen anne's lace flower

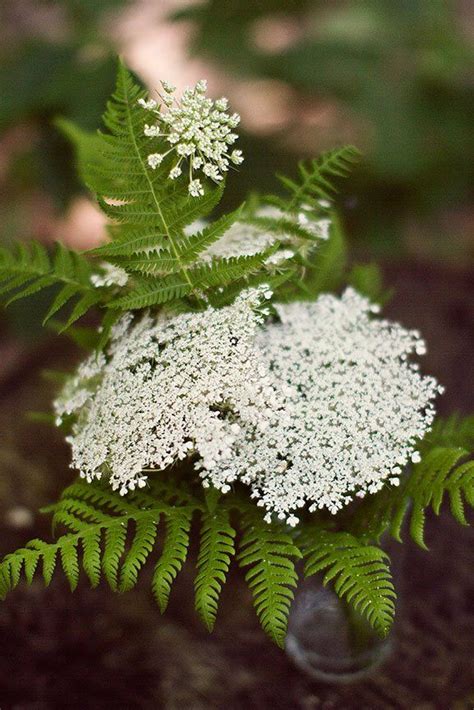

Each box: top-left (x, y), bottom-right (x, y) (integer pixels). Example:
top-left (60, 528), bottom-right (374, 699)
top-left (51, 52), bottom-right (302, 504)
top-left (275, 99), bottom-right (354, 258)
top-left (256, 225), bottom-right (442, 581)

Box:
top-left (186, 205), bottom-right (331, 265)
top-left (139, 80), bottom-right (243, 197)
top-left (55, 288), bottom-right (441, 524)
top-left (90, 262), bottom-right (129, 288)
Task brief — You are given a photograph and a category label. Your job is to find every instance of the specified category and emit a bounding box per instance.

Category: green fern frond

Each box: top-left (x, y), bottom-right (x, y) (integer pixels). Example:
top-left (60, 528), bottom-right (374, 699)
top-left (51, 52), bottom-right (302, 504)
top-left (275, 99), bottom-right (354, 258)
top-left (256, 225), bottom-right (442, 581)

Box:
top-left (345, 483), bottom-right (399, 543)
top-left (81, 528), bottom-right (102, 587)
top-left (108, 274), bottom-right (191, 310)
top-left (190, 247), bottom-right (279, 289)
top-left (119, 513), bottom-right (158, 592)
top-left (390, 447), bottom-right (473, 548)
top-left (275, 213), bottom-right (346, 302)
top-left (301, 529), bottom-right (396, 637)
top-left (195, 505), bottom-right (236, 631)
top-left (277, 146), bottom-right (360, 210)
top-left (176, 207), bottom-right (245, 263)
top-left (107, 207), bottom-right (244, 276)
top-left (0, 242), bottom-right (105, 327)
top-left (238, 510), bottom-right (301, 647)
top-left (350, 443), bottom-right (474, 549)
top-left (102, 521), bottom-right (127, 591)
top-left (90, 229), bottom-right (168, 258)
top-left (0, 480), bottom-right (184, 599)
top-left (0, 475), bottom-right (417, 644)
top-left (68, 59), bottom-right (224, 263)
top-left (152, 508), bottom-right (193, 612)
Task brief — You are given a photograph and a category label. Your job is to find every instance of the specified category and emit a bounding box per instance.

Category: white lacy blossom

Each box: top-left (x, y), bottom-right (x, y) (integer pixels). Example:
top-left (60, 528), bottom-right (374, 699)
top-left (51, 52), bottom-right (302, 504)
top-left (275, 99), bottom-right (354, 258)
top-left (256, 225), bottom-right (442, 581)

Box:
top-left (202, 222), bottom-right (278, 261)
top-left (55, 288), bottom-right (277, 495)
top-left (140, 79), bottom-right (243, 196)
top-left (55, 288), bottom-right (441, 523)
top-left (187, 205), bottom-right (331, 265)
top-left (90, 262), bottom-right (129, 288)
top-left (298, 213), bottom-right (331, 240)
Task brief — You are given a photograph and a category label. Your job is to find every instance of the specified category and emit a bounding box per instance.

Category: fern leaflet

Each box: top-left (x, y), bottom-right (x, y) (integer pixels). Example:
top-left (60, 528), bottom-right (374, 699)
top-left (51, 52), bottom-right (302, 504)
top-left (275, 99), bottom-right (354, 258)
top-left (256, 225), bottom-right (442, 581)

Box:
top-left (194, 506), bottom-right (236, 631)
top-left (390, 447), bottom-right (473, 548)
top-left (301, 529), bottom-right (395, 636)
top-left (238, 510), bottom-right (301, 647)
top-left (152, 508), bottom-right (192, 613)
top-left (276, 146), bottom-right (360, 210)
top-left (0, 242), bottom-right (106, 328)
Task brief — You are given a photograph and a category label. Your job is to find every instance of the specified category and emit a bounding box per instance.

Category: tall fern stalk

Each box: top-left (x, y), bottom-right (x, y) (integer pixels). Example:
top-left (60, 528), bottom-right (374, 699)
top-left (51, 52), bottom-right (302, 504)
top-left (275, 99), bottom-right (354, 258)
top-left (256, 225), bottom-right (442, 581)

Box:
top-left (0, 60), bottom-right (472, 648)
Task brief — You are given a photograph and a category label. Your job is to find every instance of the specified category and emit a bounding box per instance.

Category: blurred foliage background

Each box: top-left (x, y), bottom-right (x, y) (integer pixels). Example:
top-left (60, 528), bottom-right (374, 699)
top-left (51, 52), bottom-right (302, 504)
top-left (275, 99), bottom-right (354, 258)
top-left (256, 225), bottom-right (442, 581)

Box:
top-left (174, 0), bottom-right (474, 259)
top-left (0, 0), bottom-right (472, 331)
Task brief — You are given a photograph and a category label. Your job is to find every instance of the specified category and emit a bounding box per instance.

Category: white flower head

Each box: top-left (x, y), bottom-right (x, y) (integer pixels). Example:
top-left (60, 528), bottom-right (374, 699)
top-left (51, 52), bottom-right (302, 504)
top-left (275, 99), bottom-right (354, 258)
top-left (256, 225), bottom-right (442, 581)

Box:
top-left (189, 178), bottom-right (204, 197)
top-left (147, 153), bottom-right (164, 169)
top-left (138, 98), bottom-right (157, 110)
top-left (90, 262), bottom-right (129, 288)
top-left (139, 80), bottom-right (244, 196)
top-left (190, 204), bottom-right (330, 266)
top-left (56, 288), bottom-right (440, 526)
top-left (169, 166), bottom-right (182, 180)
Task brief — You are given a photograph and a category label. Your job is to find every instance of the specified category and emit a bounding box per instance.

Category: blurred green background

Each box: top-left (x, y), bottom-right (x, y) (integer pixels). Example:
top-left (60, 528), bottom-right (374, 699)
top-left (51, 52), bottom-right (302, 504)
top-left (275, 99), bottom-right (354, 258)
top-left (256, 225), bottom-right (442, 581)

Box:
top-left (1, 0), bottom-right (473, 265)
top-left (176, 0), bottom-right (474, 260)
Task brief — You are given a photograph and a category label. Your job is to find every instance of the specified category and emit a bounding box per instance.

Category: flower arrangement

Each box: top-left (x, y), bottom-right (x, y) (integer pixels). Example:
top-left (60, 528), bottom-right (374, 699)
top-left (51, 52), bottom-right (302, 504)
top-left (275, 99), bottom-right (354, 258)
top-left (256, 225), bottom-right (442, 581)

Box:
top-left (0, 60), bottom-right (472, 648)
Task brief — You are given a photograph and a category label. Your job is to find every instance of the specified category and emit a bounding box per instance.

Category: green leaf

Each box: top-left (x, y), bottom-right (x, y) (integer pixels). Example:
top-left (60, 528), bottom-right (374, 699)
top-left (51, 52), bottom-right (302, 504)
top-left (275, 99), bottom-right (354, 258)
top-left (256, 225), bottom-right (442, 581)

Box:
top-left (425, 415), bottom-right (474, 452)
top-left (194, 507), bottom-right (236, 631)
top-left (301, 529), bottom-right (396, 637)
top-left (0, 241), bottom-right (105, 329)
top-left (108, 274), bottom-right (192, 310)
top-left (82, 528), bottom-right (102, 587)
top-left (278, 146), bottom-right (360, 210)
top-left (238, 511), bottom-right (301, 647)
top-left (65, 59), bottom-right (224, 290)
top-left (152, 508), bottom-right (193, 612)
top-left (391, 447), bottom-right (472, 548)
top-left (60, 538), bottom-right (80, 591)
top-left (301, 212), bottom-right (346, 296)
top-left (59, 291), bottom-right (103, 332)
top-left (177, 206), bottom-right (245, 263)
top-left (43, 284), bottom-right (81, 324)
top-left (103, 521), bottom-right (127, 591)
top-left (119, 513), bottom-right (158, 592)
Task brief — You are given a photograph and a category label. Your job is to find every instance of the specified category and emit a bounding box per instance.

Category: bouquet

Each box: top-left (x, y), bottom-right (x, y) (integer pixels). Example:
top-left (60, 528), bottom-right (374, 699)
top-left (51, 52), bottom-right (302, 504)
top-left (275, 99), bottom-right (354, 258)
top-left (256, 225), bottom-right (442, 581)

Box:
top-left (0, 61), bottom-right (472, 649)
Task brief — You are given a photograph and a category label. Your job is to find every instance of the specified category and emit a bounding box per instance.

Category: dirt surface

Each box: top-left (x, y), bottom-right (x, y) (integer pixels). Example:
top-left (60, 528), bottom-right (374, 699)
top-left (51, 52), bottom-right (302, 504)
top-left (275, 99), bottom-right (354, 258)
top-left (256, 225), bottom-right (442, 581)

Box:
top-left (0, 262), bottom-right (473, 709)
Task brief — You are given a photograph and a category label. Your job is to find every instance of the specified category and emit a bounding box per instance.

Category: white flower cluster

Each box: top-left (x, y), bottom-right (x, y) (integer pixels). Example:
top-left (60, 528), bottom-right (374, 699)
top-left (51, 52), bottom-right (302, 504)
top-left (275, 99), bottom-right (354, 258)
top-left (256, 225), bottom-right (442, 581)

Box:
top-left (186, 205), bottom-right (330, 266)
top-left (90, 262), bottom-right (129, 288)
top-left (139, 80), bottom-right (243, 197)
top-left (55, 288), bottom-right (276, 495)
top-left (55, 288), bottom-right (441, 525)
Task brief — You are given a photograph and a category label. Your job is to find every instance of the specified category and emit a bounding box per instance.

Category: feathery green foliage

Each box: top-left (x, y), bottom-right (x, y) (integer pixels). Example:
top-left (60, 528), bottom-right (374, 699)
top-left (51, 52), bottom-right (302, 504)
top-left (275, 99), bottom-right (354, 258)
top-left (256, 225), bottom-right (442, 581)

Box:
top-left (1, 433), bottom-right (473, 645)
top-left (0, 475), bottom-right (391, 645)
top-left (425, 415), bottom-right (474, 451)
top-left (0, 242), bottom-right (106, 329)
top-left (0, 60), bottom-right (356, 329)
top-left (301, 529), bottom-right (396, 636)
top-left (390, 447), bottom-right (474, 548)
top-left (195, 500), bottom-right (236, 631)
top-left (349, 442), bottom-right (474, 548)
top-left (152, 508), bottom-right (192, 613)
top-left (276, 146), bottom-right (361, 211)
top-left (238, 509), bottom-right (301, 647)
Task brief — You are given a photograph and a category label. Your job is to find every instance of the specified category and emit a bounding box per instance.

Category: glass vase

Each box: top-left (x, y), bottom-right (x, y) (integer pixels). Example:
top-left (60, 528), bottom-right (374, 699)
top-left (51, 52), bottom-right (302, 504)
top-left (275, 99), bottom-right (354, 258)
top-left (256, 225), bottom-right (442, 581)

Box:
top-left (286, 539), bottom-right (402, 683)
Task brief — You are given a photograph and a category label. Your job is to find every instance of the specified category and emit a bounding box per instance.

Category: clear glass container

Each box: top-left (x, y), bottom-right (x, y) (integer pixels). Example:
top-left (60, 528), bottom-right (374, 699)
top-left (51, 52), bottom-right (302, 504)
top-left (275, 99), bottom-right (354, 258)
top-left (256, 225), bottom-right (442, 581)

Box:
top-left (286, 539), bottom-right (403, 683)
